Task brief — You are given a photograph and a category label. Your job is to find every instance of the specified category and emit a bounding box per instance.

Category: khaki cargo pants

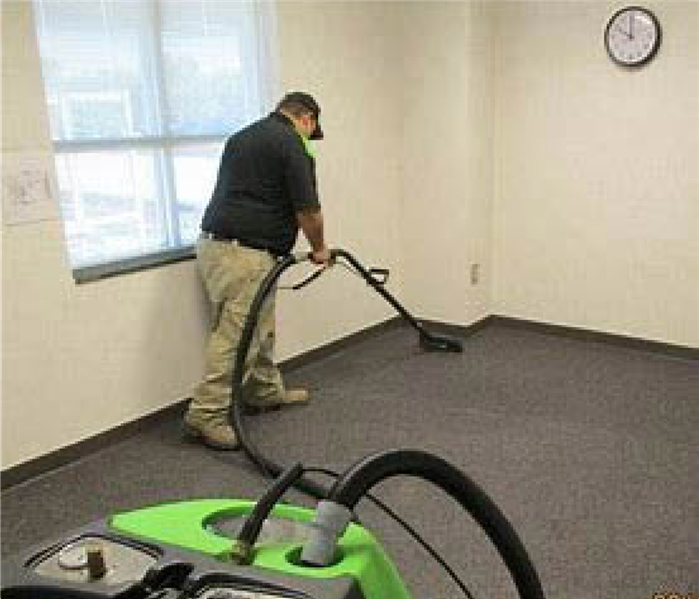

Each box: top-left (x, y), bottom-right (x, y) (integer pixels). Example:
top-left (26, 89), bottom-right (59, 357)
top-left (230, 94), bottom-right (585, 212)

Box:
top-left (189, 238), bottom-right (285, 418)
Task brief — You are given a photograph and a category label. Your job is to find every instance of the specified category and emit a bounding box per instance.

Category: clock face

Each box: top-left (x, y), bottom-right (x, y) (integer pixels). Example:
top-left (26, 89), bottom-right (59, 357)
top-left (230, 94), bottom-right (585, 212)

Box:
top-left (605, 7), bottom-right (661, 67)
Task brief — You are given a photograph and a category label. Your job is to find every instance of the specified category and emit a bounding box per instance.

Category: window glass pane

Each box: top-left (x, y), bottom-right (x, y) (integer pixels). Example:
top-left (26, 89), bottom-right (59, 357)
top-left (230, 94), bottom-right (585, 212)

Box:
top-left (172, 143), bottom-right (222, 244)
top-left (33, 0), bottom-right (277, 274)
top-left (35, 0), bottom-right (160, 140)
top-left (160, 1), bottom-right (263, 136)
top-left (56, 150), bottom-right (167, 267)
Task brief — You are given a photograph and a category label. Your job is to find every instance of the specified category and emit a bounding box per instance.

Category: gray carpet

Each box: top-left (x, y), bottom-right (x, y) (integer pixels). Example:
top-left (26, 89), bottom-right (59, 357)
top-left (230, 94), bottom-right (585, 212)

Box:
top-left (2, 322), bottom-right (698, 599)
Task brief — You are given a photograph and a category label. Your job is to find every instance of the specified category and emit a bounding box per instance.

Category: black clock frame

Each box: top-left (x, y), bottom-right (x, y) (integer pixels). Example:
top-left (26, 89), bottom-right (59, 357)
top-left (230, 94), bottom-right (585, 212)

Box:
top-left (604, 5), bottom-right (662, 68)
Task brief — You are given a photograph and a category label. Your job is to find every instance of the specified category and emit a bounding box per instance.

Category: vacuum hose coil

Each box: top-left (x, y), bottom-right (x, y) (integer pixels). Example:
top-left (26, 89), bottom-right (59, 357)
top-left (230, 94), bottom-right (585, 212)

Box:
top-left (308, 449), bottom-right (545, 599)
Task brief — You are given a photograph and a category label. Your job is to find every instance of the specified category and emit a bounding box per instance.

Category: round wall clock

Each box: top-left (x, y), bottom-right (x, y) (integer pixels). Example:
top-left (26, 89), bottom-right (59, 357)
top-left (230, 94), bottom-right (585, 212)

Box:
top-left (604, 6), bottom-right (661, 67)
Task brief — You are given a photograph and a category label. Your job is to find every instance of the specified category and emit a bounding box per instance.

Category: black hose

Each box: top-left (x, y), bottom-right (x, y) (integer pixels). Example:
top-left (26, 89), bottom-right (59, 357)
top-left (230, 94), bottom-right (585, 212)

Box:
top-left (332, 250), bottom-right (461, 352)
top-left (229, 248), bottom-right (463, 498)
top-left (229, 253), bottom-right (330, 500)
top-left (230, 462), bottom-right (305, 564)
top-left (327, 449), bottom-right (545, 599)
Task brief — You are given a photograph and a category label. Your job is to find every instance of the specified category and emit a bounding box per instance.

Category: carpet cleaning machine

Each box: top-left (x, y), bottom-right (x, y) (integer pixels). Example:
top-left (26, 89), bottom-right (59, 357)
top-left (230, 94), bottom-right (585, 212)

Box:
top-left (1, 249), bottom-right (545, 599)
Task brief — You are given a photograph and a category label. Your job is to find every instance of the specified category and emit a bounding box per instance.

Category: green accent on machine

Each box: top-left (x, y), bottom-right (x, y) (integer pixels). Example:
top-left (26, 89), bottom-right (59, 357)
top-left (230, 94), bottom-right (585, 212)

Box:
top-left (110, 499), bottom-right (412, 599)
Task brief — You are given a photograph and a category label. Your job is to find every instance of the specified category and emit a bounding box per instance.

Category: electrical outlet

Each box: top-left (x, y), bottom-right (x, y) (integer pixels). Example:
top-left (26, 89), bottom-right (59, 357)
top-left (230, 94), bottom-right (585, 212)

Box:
top-left (470, 263), bottom-right (480, 285)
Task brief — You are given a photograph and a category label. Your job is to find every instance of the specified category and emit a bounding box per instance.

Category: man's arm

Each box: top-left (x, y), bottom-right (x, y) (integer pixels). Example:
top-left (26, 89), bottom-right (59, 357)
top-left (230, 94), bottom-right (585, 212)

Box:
top-left (296, 208), bottom-right (331, 265)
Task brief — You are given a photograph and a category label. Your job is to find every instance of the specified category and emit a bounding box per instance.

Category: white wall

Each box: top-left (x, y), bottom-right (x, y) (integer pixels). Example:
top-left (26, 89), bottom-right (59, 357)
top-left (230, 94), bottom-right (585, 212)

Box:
top-left (274, 1), bottom-right (405, 359)
top-left (399, 2), bottom-right (494, 326)
top-left (492, 1), bottom-right (699, 346)
top-left (1, 1), bottom-right (212, 470)
top-left (1, 1), bottom-right (405, 470)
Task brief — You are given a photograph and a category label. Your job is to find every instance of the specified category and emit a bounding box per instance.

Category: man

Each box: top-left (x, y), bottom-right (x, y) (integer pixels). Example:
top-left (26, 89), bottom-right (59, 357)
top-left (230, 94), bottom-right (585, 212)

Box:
top-left (184, 91), bottom-right (331, 450)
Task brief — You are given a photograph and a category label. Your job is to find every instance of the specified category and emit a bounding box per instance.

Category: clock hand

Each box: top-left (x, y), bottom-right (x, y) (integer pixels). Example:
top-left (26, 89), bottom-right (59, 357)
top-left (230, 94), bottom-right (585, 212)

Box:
top-left (616, 22), bottom-right (631, 39)
top-left (630, 11), bottom-right (635, 39)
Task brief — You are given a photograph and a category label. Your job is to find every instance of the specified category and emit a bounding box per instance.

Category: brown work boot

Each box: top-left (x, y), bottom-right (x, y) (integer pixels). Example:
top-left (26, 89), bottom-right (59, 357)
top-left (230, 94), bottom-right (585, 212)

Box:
top-left (244, 389), bottom-right (310, 414)
top-left (183, 411), bottom-right (239, 450)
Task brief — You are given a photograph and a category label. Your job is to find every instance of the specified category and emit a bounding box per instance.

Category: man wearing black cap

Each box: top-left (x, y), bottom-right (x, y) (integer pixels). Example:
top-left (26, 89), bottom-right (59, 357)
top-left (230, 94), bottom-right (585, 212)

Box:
top-left (184, 92), bottom-right (331, 450)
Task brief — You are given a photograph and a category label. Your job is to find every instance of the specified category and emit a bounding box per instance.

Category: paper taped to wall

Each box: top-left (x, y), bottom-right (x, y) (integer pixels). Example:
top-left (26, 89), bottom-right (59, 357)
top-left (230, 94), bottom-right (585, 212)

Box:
top-left (2, 153), bottom-right (59, 226)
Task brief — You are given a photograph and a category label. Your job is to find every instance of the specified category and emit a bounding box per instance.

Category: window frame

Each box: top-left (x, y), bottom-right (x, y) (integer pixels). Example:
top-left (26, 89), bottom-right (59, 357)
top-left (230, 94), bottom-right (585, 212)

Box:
top-left (35, 0), bottom-right (276, 282)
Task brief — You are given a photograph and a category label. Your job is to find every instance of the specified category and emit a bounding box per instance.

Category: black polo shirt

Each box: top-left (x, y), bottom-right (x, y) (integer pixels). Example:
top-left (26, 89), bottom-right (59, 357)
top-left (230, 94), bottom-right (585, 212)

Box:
top-left (201, 112), bottom-right (320, 255)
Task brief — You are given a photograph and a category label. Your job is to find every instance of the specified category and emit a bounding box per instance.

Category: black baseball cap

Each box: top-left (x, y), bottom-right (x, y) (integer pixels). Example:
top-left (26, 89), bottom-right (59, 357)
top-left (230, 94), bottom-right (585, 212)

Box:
top-left (278, 91), bottom-right (324, 140)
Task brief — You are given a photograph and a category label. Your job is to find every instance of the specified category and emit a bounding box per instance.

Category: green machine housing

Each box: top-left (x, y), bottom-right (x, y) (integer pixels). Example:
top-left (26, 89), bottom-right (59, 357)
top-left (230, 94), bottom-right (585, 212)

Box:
top-left (0, 499), bottom-right (413, 599)
top-left (112, 499), bottom-right (412, 598)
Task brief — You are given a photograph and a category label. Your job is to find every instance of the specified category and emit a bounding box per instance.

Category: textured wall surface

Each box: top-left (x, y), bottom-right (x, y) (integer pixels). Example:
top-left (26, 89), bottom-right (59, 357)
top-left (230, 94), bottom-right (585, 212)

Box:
top-left (492, 2), bottom-right (699, 346)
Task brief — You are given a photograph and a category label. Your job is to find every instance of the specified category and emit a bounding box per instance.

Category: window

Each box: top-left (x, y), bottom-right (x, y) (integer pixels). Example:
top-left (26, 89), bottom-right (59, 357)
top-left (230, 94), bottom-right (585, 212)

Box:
top-left (33, 0), bottom-right (278, 279)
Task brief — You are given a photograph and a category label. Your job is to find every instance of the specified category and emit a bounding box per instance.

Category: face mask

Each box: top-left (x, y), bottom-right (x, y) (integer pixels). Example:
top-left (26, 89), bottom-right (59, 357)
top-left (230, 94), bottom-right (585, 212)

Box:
top-left (298, 133), bottom-right (316, 159)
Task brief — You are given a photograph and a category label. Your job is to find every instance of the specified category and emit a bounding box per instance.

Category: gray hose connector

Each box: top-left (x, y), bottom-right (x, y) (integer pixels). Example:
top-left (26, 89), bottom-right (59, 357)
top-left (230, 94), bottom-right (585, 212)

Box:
top-left (300, 500), bottom-right (353, 566)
